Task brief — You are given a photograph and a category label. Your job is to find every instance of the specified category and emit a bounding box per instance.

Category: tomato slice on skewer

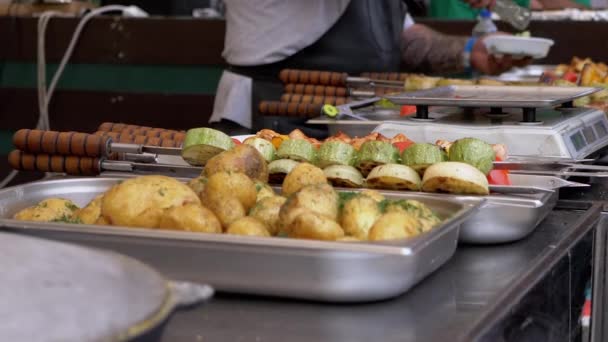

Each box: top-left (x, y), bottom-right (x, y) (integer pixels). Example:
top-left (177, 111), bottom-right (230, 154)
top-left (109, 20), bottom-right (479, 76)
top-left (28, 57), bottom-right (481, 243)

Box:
top-left (487, 156), bottom-right (511, 185)
top-left (393, 140), bottom-right (414, 153)
top-left (400, 105), bottom-right (417, 116)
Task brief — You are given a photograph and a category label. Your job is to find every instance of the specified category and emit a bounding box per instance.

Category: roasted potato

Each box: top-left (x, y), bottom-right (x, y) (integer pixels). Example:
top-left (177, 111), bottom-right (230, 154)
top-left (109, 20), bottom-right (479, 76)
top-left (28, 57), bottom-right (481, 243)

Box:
top-left (206, 195), bottom-right (246, 229)
top-left (226, 217), bottom-right (270, 237)
top-left (14, 198), bottom-right (79, 223)
top-left (359, 189), bottom-right (385, 203)
top-left (204, 171), bottom-right (257, 211)
top-left (289, 211), bottom-right (344, 241)
top-left (384, 199), bottom-right (440, 232)
top-left (95, 216), bottom-right (110, 225)
top-left (336, 236), bottom-right (362, 242)
top-left (204, 144), bottom-right (269, 182)
top-left (341, 194), bottom-right (382, 240)
top-left (101, 175), bottom-right (200, 228)
top-left (159, 203), bottom-right (222, 233)
top-left (368, 212), bottom-right (421, 241)
top-left (249, 196), bottom-right (286, 235)
top-left (282, 162), bottom-right (327, 197)
top-left (74, 195), bottom-right (103, 224)
top-left (255, 181), bottom-right (275, 202)
top-left (186, 176), bottom-right (208, 199)
top-left (279, 183), bottom-right (339, 234)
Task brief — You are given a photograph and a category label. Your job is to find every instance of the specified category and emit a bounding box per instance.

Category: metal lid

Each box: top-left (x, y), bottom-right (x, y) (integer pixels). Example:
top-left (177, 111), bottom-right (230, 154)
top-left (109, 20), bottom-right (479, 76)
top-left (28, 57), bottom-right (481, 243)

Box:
top-left (0, 233), bottom-right (205, 341)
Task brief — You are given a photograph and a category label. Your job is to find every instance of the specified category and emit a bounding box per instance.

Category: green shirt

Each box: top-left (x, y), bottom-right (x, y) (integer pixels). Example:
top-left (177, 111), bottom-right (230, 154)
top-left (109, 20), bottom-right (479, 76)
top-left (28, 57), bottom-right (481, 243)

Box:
top-left (429, 0), bottom-right (529, 19)
top-left (429, 0), bottom-right (590, 20)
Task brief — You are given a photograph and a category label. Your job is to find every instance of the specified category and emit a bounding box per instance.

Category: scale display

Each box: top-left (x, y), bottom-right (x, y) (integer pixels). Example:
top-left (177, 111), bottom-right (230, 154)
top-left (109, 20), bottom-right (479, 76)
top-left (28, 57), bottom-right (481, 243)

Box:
top-left (564, 117), bottom-right (608, 157)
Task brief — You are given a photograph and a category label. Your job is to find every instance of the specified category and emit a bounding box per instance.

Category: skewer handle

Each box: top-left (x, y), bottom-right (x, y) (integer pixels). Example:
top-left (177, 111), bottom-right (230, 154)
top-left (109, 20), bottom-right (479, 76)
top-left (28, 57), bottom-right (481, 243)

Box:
top-left (258, 101), bottom-right (322, 118)
top-left (280, 93), bottom-right (348, 106)
top-left (97, 123), bottom-right (186, 141)
top-left (13, 129), bottom-right (109, 158)
top-left (360, 72), bottom-right (409, 81)
top-left (279, 69), bottom-right (348, 87)
top-left (125, 129), bottom-right (185, 142)
top-left (97, 122), bottom-right (141, 132)
top-left (93, 131), bottom-right (182, 148)
top-left (284, 84), bottom-right (348, 97)
top-left (97, 122), bottom-right (184, 134)
top-left (8, 150), bottom-right (101, 176)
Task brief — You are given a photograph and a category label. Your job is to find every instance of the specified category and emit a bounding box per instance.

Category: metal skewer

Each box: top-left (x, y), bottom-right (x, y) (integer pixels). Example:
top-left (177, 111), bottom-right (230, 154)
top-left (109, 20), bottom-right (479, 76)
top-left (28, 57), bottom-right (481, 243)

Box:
top-left (8, 150), bottom-right (201, 177)
top-left (8, 150), bottom-right (591, 195)
top-left (494, 160), bottom-right (608, 172)
top-left (509, 170), bottom-right (608, 178)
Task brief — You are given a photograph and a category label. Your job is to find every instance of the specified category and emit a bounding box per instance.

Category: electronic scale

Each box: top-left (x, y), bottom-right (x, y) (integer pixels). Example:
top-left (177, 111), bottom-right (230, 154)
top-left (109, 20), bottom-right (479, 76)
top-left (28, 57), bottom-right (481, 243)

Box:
top-left (308, 85), bottom-right (607, 159)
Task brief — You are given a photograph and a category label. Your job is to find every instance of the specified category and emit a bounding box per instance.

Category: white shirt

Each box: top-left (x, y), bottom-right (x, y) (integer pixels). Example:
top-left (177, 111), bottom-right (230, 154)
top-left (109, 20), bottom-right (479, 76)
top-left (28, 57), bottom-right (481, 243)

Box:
top-left (223, 0), bottom-right (351, 66)
top-left (210, 0), bottom-right (414, 128)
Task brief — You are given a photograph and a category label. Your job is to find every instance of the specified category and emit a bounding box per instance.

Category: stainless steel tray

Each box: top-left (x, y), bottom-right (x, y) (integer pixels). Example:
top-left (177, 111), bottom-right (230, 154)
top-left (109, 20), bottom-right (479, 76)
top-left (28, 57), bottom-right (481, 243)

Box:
top-left (460, 174), bottom-right (557, 244)
top-left (0, 178), bottom-right (483, 303)
top-left (384, 85), bottom-right (600, 108)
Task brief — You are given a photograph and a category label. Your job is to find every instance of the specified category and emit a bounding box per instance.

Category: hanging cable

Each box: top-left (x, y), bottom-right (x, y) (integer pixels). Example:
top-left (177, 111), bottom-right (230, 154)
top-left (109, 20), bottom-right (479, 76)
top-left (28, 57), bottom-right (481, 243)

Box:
top-left (0, 5), bottom-right (148, 189)
top-left (40, 5), bottom-right (147, 131)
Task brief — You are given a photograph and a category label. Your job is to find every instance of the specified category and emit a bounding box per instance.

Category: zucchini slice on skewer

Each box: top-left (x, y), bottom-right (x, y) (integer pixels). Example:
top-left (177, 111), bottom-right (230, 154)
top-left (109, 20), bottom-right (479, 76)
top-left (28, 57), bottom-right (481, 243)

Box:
top-left (401, 143), bottom-right (447, 175)
top-left (356, 141), bottom-right (400, 177)
top-left (317, 141), bottom-right (357, 168)
top-left (276, 139), bottom-right (317, 163)
top-left (181, 128), bottom-right (235, 166)
top-left (422, 162), bottom-right (489, 195)
top-left (244, 137), bottom-right (276, 162)
top-left (324, 165), bottom-right (364, 188)
top-left (366, 164), bottom-right (421, 191)
top-left (268, 159), bottom-right (300, 184)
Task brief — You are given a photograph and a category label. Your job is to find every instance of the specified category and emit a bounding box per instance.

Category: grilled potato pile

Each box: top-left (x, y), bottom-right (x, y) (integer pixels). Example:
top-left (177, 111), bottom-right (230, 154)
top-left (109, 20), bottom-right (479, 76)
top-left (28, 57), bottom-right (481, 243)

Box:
top-left (14, 149), bottom-right (443, 242)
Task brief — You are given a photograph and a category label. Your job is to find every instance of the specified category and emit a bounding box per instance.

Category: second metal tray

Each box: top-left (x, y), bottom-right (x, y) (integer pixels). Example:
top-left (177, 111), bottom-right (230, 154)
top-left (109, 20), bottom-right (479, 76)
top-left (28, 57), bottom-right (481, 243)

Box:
top-left (460, 174), bottom-right (558, 244)
top-left (0, 178), bottom-right (483, 303)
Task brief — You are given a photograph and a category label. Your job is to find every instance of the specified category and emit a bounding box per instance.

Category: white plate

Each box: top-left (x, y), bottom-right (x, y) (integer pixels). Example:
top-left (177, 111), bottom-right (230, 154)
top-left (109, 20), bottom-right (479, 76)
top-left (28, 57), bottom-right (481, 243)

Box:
top-left (483, 36), bottom-right (554, 59)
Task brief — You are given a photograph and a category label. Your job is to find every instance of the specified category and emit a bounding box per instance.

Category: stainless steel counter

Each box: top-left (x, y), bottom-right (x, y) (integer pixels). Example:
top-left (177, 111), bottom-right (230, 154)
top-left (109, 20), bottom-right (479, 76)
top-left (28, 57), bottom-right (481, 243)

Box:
top-left (161, 202), bottom-right (602, 342)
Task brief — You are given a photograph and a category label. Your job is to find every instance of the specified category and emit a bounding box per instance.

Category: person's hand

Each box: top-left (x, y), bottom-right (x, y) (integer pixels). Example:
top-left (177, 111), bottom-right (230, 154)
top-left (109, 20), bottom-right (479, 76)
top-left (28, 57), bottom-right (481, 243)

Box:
top-left (470, 34), bottom-right (532, 75)
top-left (460, 0), bottom-right (496, 9)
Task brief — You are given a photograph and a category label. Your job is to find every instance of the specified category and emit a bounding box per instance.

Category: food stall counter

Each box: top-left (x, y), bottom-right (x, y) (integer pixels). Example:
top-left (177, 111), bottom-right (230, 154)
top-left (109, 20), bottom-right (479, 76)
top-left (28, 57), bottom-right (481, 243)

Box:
top-left (161, 201), bottom-right (600, 342)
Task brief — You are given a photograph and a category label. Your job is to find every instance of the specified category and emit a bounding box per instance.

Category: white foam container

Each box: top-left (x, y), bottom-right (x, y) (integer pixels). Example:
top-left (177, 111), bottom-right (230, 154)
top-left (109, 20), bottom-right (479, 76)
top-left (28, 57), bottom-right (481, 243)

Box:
top-left (483, 36), bottom-right (554, 59)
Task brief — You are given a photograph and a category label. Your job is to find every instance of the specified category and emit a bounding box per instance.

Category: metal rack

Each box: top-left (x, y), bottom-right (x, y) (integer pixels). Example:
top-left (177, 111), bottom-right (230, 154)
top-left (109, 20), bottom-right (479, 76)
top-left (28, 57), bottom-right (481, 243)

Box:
top-left (384, 85), bottom-right (600, 123)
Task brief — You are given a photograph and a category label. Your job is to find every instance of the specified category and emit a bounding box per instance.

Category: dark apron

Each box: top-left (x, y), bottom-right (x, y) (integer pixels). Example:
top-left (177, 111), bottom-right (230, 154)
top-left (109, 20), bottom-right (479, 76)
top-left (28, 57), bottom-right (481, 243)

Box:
top-left (228, 0), bottom-right (407, 139)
